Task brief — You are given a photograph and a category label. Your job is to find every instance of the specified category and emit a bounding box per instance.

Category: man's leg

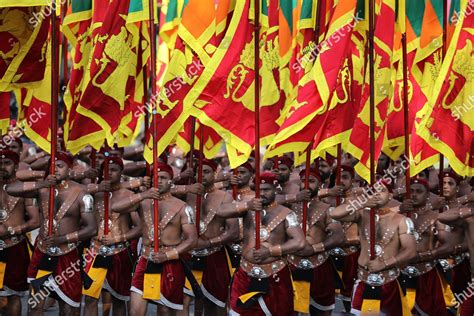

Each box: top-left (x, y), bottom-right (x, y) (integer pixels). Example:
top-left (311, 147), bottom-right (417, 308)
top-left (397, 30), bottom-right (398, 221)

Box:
top-left (158, 304), bottom-right (179, 316)
top-left (203, 300), bottom-right (226, 316)
top-left (102, 291), bottom-right (112, 316)
top-left (6, 296), bottom-right (21, 316)
top-left (27, 286), bottom-right (47, 316)
top-left (111, 295), bottom-right (126, 316)
top-left (129, 292), bottom-right (148, 316)
top-left (84, 295), bottom-right (99, 316)
top-left (58, 299), bottom-right (80, 316)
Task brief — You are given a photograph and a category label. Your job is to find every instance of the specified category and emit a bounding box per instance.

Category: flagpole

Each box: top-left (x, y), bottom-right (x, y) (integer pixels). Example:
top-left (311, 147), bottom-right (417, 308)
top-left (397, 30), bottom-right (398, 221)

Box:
top-left (254, 0), bottom-right (261, 250)
top-left (401, 33), bottom-right (411, 203)
top-left (439, 0), bottom-right (448, 195)
top-left (189, 117), bottom-right (197, 183)
top-left (61, 0), bottom-right (68, 128)
top-left (140, 24), bottom-right (150, 177)
top-left (336, 146), bottom-right (342, 206)
top-left (149, 0), bottom-right (160, 253)
top-left (302, 0), bottom-right (323, 235)
top-left (195, 125), bottom-right (204, 236)
top-left (103, 146), bottom-right (110, 235)
top-left (49, 0), bottom-right (60, 236)
top-left (368, 0), bottom-right (376, 260)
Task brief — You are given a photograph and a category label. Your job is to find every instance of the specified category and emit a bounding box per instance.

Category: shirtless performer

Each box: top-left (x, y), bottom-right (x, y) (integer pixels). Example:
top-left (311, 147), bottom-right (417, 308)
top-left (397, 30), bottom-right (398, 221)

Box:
top-left (399, 177), bottom-right (453, 315)
top-left (220, 172), bottom-right (306, 315)
top-left (0, 150), bottom-right (40, 315)
top-left (6, 151), bottom-right (97, 316)
top-left (111, 162), bottom-right (197, 316)
top-left (272, 156), bottom-right (300, 197)
top-left (290, 168), bottom-right (344, 315)
top-left (330, 181), bottom-right (417, 315)
top-left (185, 158), bottom-right (238, 316)
top-left (437, 187), bottom-right (474, 316)
top-left (83, 156), bottom-right (142, 315)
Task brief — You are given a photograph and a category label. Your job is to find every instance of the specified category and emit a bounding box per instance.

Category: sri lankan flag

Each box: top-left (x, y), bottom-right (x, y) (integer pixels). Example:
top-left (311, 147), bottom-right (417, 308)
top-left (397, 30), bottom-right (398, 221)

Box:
top-left (159, 0), bottom-right (189, 49)
top-left (346, 0), bottom-right (397, 182)
top-left (176, 118), bottom-right (223, 159)
top-left (265, 0), bottom-right (359, 161)
top-left (416, 0), bottom-right (474, 177)
top-left (0, 92), bottom-right (10, 134)
top-left (1, 0), bottom-right (49, 6)
top-left (0, 6), bottom-right (49, 91)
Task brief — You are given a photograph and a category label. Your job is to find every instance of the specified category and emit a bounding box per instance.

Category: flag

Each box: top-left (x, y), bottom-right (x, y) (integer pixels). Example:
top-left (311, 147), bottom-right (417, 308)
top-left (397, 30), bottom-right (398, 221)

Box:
top-left (0, 92), bottom-right (10, 134)
top-left (176, 118), bottom-right (223, 159)
top-left (346, 0), bottom-right (397, 182)
top-left (0, 6), bottom-right (49, 91)
top-left (1, 1), bottom-right (49, 6)
top-left (416, 0), bottom-right (474, 177)
top-left (265, 0), bottom-right (359, 161)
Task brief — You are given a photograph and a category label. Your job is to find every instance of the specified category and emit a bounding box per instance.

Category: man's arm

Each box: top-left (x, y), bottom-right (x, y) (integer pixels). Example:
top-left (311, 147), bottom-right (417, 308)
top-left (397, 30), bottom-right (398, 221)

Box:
top-left (419, 221), bottom-right (455, 260)
top-left (5, 199), bottom-right (40, 236)
top-left (111, 189), bottom-right (157, 214)
top-left (6, 176), bottom-right (55, 198)
top-left (175, 208), bottom-right (198, 255)
top-left (329, 198), bottom-right (363, 223)
top-left (384, 217), bottom-right (417, 269)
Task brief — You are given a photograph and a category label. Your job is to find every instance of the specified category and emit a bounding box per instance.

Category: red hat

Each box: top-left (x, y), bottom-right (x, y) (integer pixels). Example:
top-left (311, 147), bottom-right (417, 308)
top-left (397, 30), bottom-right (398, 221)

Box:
top-left (156, 163), bottom-right (174, 178)
top-left (340, 165), bottom-right (355, 178)
top-left (11, 137), bottom-right (22, 148)
top-left (410, 176), bottom-right (429, 190)
top-left (239, 162), bottom-right (254, 173)
top-left (274, 156), bottom-right (294, 169)
top-left (260, 172), bottom-right (278, 186)
top-left (0, 150), bottom-right (19, 165)
top-left (443, 169), bottom-right (461, 185)
top-left (202, 158), bottom-right (218, 172)
top-left (378, 179), bottom-right (393, 193)
top-left (299, 168), bottom-right (321, 182)
top-left (55, 151), bottom-right (74, 168)
top-left (104, 156), bottom-right (124, 170)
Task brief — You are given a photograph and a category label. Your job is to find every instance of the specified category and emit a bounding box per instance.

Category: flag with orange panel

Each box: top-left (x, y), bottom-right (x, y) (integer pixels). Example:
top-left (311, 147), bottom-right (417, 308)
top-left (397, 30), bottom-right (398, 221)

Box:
top-left (0, 6), bottom-right (49, 92)
top-left (0, 92), bottom-right (10, 134)
top-left (416, 0), bottom-right (474, 177)
top-left (346, 0), bottom-right (397, 182)
top-left (176, 118), bottom-right (223, 159)
top-left (265, 0), bottom-right (359, 161)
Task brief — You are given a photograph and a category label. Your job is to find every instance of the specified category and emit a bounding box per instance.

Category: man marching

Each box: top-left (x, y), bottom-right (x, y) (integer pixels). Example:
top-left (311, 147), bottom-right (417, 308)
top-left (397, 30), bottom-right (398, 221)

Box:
top-left (83, 156), bottom-right (142, 315)
top-left (111, 162), bottom-right (197, 316)
top-left (6, 151), bottom-right (97, 316)
top-left (0, 150), bottom-right (40, 315)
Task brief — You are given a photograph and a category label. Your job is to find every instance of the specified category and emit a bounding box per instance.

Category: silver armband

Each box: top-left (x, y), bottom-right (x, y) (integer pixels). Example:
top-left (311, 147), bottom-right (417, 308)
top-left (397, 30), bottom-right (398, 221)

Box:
top-left (184, 205), bottom-right (195, 224)
top-left (286, 212), bottom-right (299, 228)
top-left (82, 194), bottom-right (94, 213)
top-left (405, 218), bottom-right (415, 235)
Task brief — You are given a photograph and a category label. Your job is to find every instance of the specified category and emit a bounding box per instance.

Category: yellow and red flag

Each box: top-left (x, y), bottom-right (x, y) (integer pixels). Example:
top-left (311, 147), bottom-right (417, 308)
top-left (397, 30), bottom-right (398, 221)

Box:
top-left (0, 6), bottom-right (49, 91)
top-left (346, 0), bottom-right (397, 182)
top-left (0, 92), bottom-right (10, 134)
top-left (416, 0), bottom-right (474, 177)
top-left (176, 118), bottom-right (223, 159)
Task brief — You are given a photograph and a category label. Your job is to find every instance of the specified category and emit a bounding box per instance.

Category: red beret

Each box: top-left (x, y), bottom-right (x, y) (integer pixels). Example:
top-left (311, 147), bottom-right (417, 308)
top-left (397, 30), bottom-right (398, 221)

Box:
top-left (410, 176), bottom-right (429, 190)
top-left (0, 150), bottom-right (19, 165)
top-left (274, 156), bottom-right (294, 169)
top-left (378, 179), bottom-right (393, 193)
top-left (104, 156), bottom-right (124, 170)
top-left (11, 137), bottom-right (22, 148)
top-left (443, 169), bottom-right (461, 185)
top-left (238, 162), bottom-right (254, 173)
top-left (340, 165), bottom-right (355, 178)
top-left (260, 172), bottom-right (278, 186)
top-left (55, 151), bottom-right (74, 168)
top-left (156, 163), bottom-right (174, 178)
top-left (299, 168), bottom-right (321, 182)
top-left (202, 158), bottom-right (218, 172)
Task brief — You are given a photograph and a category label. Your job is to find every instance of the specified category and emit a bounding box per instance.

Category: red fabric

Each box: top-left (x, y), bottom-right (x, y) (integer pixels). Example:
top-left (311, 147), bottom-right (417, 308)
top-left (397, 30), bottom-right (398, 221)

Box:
top-left (201, 248), bottom-right (231, 305)
top-left (310, 258), bottom-right (335, 308)
top-left (413, 268), bottom-right (448, 315)
top-left (460, 294), bottom-right (474, 316)
top-left (452, 259), bottom-right (471, 295)
top-left (27, 248), bottom-right (82, 305)
top-left (352, 279), bottom-right (404, 316)
top-left (2, 239), bottom-right (30, 293)
top-left (131, 256), bottom-right (185, 307)
top-left (340, 250), bottom-right (359, 298)
top-left (230, 267), bottom-right (293, 316)
top-left (84, 249), bottom-right (133, 299)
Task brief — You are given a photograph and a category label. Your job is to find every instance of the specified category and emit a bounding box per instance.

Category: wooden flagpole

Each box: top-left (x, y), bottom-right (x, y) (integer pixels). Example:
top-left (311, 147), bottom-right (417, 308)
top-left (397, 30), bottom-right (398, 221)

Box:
top-left (254, 0), bottom-right (261, 249)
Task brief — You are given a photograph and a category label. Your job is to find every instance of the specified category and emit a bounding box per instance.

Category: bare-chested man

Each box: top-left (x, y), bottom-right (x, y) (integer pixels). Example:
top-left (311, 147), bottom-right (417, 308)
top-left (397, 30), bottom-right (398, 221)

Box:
top-left (399, 177), bottom-right (453, 315)
top-left (111, 162), bottom-right (197, 316)
top-left (220, 172), bottom-right (306, 315)
top-left (330, 181), bottom-right (417, 315)
top-left (437, 185), bottom-right (474, 316)
top-left (184, 158), bottom-right (238, 316)
top-left (272, 156), bottom-right (300, 197)
top-left (6, 151), bottom-right (97, 315)
top-left (0, 150), bottom-right (40, 315)
top-left (83, 156), bottom-right (142, 315)
top-left (290, 168), bottom-right (344, 315)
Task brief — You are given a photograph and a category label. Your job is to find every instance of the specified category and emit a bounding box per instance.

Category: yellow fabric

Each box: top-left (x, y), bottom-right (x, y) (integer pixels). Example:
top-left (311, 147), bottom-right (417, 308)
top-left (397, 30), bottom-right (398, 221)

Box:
top-left (399, 282), bottom-right (411, 316)
top-left (35, 269), bottom-right (51, 280)
top-left (406, 288), bottom-right (416, 311)
top-left (0, 262), bottom-right (6, 289)
top-left (438, 271), bottom-right (456, 307)
top-left (293, 280), bottom-right (310, 314)
top-left (143, 273), bottom-right (161, 301)
top-left (185, 270), bottom-right (203, 291)
top-left (238, 291), bottom-right (265, 304)
top-left (82, 257), bottom-right (108, 299)
top-left (224, 247), bottom-right (235, 276)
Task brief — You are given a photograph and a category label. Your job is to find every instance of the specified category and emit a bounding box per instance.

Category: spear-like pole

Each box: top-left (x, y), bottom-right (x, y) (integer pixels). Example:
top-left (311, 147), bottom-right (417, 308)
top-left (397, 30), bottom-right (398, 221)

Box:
top-left (439, 0), bottom-right (448, 195)
top-left (254, 0), bottom-right (261, 249)
top-left (401, 33), bottom-right (411, 204)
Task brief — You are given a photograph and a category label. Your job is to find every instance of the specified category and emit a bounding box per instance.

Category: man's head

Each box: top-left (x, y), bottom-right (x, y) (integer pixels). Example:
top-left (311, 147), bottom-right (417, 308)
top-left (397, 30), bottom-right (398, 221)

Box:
top-left (273, 156), bottom-right (293, 183)
top-left (410, 177), bottom-right (430, 207)
top-left (53, 151), bottom-right (74, 181)
top-left (103, 157), bottom-right (124, 185)
top-left (317, 159), bottom-right (332, 182)
top-left (372, 181), bottom-right (392, 207)
top-left (377, 153), bottom-right (390, 175)
top-left (259, 172), bottom-right (278, 206)
top-left (442, 170), bottom-right (460, 199)
top-left (340, 165), bottom-right (355, 191)
top-left (8, 137), bottom-right (22, 155)
top-left (201, 159), bottom-right (217, 188)
top-left (156, 163), bottom-right (174, 194)
top-left (235, 162), bottom-right (254, 188)
top-left (299, 168), bottom-right (321, 198)
top-left (0, 150), bottom-right (19, 179)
